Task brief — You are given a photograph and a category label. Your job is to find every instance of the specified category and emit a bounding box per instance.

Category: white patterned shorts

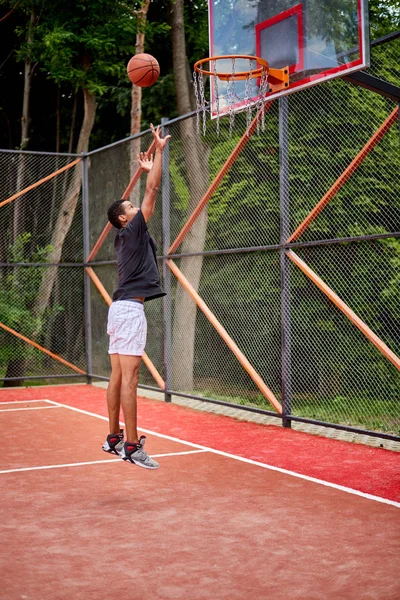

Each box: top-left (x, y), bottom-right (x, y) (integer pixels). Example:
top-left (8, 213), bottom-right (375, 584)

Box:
top-left (107, 300), bottom-right (147, 356)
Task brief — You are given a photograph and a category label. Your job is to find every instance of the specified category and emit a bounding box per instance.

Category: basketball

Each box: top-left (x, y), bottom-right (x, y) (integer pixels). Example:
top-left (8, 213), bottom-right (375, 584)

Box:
top-left (127, 53), bottom-right (160, 87)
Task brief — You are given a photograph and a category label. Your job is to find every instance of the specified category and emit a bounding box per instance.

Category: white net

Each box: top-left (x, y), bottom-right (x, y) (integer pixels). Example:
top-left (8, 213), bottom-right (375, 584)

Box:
top-left (193, 56), bottom-right (270, 136)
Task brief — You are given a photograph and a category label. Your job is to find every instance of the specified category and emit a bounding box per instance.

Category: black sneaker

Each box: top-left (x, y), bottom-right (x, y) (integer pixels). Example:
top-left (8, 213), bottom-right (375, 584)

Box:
top-left (120, 436), bottom-right (159, 470)
top-left (102, 429), bottom-right (124, 455)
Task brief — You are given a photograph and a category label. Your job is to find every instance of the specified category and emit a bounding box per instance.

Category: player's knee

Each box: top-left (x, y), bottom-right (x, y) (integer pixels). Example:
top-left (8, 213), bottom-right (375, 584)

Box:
top-left (122, 365), bottom-right (140, 388)
top-left (131, 364), bottom-right (140, 384)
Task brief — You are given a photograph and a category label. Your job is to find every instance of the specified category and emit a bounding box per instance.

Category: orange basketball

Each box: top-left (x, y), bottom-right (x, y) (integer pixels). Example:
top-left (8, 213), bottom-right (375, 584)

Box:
top-left (127, 53), bottom-right (160, 87)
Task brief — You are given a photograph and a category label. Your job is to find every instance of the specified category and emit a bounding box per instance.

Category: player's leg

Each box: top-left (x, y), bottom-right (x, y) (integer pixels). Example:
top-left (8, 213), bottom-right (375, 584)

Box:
top-left (119, 353), bottom-right (141, 443)
top-left (103, 300), bottom-right (125, 454)
top-left (118, 353), bottom-right (159, 470)
top-left (102, 353), bottom-right (125, 454)
top-left (107, 353), bottom-right (122, 434)
top-left (103, 302), bottom-right (126, 454)
top-left (108, 302), bottom-right (158, 469)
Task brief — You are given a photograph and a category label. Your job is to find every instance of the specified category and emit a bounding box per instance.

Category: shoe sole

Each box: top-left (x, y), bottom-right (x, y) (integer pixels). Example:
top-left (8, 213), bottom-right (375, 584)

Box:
top-left (121, 456), bottom-right (159, 470)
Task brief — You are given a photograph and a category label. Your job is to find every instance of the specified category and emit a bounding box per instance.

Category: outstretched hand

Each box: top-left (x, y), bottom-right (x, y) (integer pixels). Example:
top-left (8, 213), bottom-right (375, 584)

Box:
top-left (137, 151), bottom-right (154, 172)
top-left (150, 123), bottom-right (171, 151)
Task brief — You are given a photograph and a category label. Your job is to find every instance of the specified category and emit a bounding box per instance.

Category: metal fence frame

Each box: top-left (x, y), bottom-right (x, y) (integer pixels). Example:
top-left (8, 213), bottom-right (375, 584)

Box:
top-left (1, 34), bottom-right (399, 442)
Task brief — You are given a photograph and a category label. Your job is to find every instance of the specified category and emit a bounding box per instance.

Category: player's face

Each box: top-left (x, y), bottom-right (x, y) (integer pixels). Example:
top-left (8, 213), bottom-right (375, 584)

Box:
top-left (119, 201), bottom-right (139, 226)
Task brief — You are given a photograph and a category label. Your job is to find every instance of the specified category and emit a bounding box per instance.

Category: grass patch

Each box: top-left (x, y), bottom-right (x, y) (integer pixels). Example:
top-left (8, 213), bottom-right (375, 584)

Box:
top-left (193, 387), bottom-right (400, 436)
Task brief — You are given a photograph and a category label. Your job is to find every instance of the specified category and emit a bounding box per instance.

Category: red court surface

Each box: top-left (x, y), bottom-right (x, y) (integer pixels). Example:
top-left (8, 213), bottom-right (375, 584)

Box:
top-left (0, 385), bottom-right (399, 599)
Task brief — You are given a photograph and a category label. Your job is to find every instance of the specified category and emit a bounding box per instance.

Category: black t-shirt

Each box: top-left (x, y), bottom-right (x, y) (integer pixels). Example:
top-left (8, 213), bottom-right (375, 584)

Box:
top-left (112, 210), bottom-right (166, 302)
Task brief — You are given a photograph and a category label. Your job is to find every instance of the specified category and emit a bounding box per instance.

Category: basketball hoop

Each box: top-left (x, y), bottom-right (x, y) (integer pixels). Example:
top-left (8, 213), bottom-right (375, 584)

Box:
top-left (193, 55), bottom-right (289, 136)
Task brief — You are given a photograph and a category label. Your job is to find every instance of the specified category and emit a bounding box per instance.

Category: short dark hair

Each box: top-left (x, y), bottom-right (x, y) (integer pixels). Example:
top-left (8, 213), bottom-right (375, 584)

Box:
top-left (107, 199), bottom-right (126, 229)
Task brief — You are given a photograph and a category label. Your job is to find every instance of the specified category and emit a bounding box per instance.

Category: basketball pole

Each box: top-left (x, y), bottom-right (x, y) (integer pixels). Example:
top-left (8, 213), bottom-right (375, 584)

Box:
top-left (161, 117), bottom-right (173, 403)
top-left (279, 96), bottom-right (292, 428)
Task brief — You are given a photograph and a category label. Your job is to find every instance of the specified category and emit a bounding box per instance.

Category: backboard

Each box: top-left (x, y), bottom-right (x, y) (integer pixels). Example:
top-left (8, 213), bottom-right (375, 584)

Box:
top-left (208, 0), bottom-right (370, 115)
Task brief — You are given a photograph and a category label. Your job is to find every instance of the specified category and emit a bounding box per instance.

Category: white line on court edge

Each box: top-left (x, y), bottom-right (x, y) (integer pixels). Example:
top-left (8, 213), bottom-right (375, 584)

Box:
top-left (0, 458), bottom-right (119, 474)
top-left (0, 399), bottom-right (51, 405)
top-left (0, 449), bottom-right (208, 475)
top-left (0, 405), bottom-right (62, 413)
top-left (25, 399), bottom-right (400, 509)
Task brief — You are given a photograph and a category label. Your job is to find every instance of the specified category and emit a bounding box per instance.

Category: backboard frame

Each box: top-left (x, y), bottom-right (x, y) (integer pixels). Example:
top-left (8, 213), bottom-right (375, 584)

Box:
top-left (255, 4), bottom-right (305, 76)
top-left (207, 0), bottom-right (370, 117)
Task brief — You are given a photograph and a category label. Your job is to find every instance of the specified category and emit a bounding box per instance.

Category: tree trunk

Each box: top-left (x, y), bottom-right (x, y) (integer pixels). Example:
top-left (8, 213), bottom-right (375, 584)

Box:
top-left (59, 89), bottom-right (78, 204)
top-left (130, 0), bottom-right (150, 206)
top-left (50, 87), bottom-right (61, 230)
top-left (169, 0), bottom-right (210, 391)
top-left (0, 1), bottom-right (21, 24)
top-left (4, 8), bottom-right (35, 387)
top-left (13, 7), bottom-right (35, 241)
top-left (68, 90), bottom-right (78, 154)
top-left (32, 89), bottom-right (97, 330)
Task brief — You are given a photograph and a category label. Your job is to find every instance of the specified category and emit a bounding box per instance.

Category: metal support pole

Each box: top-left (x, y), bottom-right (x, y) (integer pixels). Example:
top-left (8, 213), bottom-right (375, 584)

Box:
top-left (279, 97), bottom-right (292, 427)
top-left (81, 153), bottom-right (93, 385)
top-left (161, 117), bottom-right (172, 402)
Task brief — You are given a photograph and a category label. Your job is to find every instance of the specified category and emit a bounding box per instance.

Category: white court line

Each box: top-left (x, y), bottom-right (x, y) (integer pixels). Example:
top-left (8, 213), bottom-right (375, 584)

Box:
top-left (0, 405), bottom-right (61, 413)
top-left (0, 458), bottom-right (120, 474)
top-left (0, 399), bottom-right (51, 405)
top-left (0, 449), bottom-right (208, 475)
top-left (11, 398), bottom-right (400, 509)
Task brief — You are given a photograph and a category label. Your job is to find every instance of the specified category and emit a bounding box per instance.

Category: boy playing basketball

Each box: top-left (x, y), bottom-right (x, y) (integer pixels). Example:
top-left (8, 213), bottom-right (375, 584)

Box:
top-left (103, 124), bottom-right (170, 469)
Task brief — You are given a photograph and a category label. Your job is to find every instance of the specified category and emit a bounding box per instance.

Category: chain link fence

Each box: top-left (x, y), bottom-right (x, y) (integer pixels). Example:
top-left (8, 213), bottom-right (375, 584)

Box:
top-left (0, 150), bottom-right (86, 384)
top-left (1, 37), bottom-right (399, 438)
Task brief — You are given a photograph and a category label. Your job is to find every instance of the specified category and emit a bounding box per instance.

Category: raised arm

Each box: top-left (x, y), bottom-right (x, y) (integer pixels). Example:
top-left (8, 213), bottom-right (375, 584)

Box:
top-left (140, 124), bottom-right (171, 223)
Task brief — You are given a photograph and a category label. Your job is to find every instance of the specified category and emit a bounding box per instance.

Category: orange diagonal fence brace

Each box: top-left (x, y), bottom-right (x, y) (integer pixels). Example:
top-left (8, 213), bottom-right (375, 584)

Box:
top-left (87, 139), bottom-right (156, 262)
top-left (85, 266), bottom-right (165, 390)
top-left (287, 250), bottom-right (400, 371)
top-left (166, 259), bottom-right (282, 413)
top-left (0, 322), bottom-right (86, 375)
top-left (0, 158), bottom-right (82, 209)
top-left (287, 106), bottom-right (399, 243)
top-left (87, 224), bottom-right (112, 264)
top-left (168, 103), bottom-right (273, 255)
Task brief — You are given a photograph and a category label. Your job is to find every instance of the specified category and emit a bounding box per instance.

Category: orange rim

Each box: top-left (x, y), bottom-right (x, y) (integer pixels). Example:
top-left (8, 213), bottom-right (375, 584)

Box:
top-left (194, 55), bottom-right (269, 81)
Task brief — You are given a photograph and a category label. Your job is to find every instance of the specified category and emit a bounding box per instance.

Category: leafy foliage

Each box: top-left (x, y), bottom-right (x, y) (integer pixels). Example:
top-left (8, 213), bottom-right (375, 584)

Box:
top-left (0, 233), bottom-right (63, 364)
top-left (0, 0), bottom-right (398, 429)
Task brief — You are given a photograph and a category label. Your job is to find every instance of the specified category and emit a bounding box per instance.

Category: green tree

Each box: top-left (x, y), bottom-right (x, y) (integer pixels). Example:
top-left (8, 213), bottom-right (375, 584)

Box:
top-left (0, 233), bottom-right (63, 386)
top-left (25, 0), bottom-right (139, 323)
top-left (369, 0), bottom-right (400, 38)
